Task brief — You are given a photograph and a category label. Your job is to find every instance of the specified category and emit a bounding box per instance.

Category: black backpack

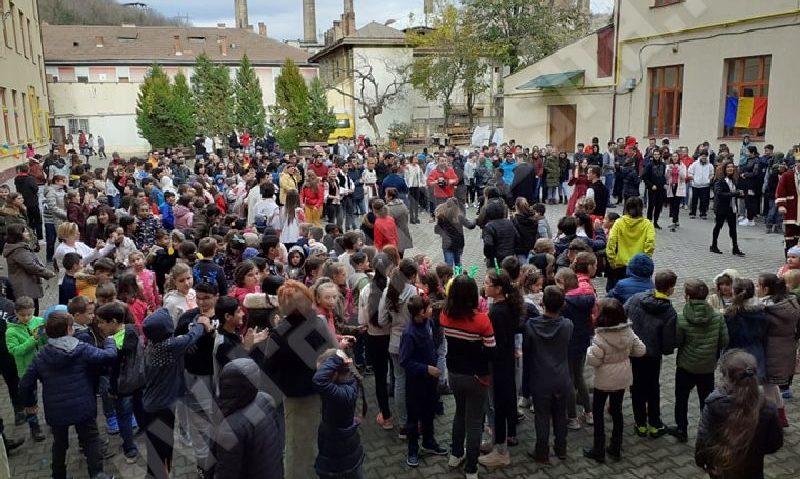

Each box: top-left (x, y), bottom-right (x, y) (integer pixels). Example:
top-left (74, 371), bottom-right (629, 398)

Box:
top-left (117, 326), bottom-right (146, 396)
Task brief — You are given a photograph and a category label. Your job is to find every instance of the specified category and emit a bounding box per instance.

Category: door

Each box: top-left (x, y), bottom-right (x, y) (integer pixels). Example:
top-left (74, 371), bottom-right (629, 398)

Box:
top-left (548, 104), bottom-right (577, 153)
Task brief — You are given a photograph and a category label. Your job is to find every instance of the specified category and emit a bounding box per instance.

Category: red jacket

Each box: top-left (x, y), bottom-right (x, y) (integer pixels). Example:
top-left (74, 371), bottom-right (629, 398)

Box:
top-left (427, 167), bottom-right (458, 198)
top-left (775, 169), bottom-right (799, 225)
top-left (300, 183), bottom-right (325, 208)
top-left (374, 216), bottom-right (398, 250)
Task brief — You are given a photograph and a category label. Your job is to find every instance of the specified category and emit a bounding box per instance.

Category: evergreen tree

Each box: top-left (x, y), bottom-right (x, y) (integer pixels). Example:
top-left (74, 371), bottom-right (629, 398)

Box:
top-left (192, 53), bottom-right (234, 140)
top-left (270, 58), bottom-right (310, 151)
top-left (135, 64), bottom-right (174, 148)
top-left (307, 77), bottom-right (336, 142)
top-left (170, 71), bottom-right (196, 146)
top-left (234, 53), bottom-right (267, 137)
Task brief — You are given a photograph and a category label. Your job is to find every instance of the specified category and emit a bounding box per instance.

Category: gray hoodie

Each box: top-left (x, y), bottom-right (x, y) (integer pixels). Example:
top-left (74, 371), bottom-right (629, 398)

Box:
top-left (378, 283), bottom-right (417, 355)
top-left (523, 315), bottom-right (573, 396)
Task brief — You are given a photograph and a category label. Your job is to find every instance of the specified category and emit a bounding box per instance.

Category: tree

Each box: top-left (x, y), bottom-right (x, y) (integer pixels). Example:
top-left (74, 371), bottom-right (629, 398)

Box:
top-left (170, 71), bottom-right (196, 146)
top-left (270, 59), bottom-right (311, 151)
top-left (135, 64), bottom-right (175, 148)
top-left (234, 53), bottom-right (267, 137)
top-left (466, 0), bottom-right (587, 74)
top-left (307, 77), bottom-right (337, 142)
top-left (331, 55), bottom-right (408, 141)
top-left (192, 53), bottom-right (234, 140)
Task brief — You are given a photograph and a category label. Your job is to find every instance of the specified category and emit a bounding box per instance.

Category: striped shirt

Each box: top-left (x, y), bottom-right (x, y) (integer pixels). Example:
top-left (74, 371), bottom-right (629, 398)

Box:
top-left (440, 311), bottom-right (496, 376)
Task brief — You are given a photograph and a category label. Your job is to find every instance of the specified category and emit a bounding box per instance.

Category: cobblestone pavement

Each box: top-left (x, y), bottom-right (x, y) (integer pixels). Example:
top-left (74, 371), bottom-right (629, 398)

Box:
top-left (4, 200), bottom-right (800, 478)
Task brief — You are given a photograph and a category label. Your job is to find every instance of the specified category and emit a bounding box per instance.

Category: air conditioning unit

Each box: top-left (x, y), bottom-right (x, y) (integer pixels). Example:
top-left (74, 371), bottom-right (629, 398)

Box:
top-left (622, 78), bottom-right (637, 91)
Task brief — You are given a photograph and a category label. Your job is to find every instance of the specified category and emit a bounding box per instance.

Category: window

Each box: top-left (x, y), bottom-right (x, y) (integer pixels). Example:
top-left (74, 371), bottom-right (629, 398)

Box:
top-left (596, 25), bottom-right (614, 78)
top-left (27, 17), bottom-right (32, 61)
top-left (18, 10), bottom-right (25, 57)
top-left (9, 1), bottom-right (17, 52)
top-left (1, 0), bottom-right (8, 49)
top-left (20, 92), bottom-right (28, 140)
top-left (67, 118), bottom-right (89, 135)
top-left (77, 76), bottom-right (89, 83)
top-left (0, 88), bottom-right (9, 143)
top-left (10, 90), bottom-right (19, 141)
top-left (722, 55), bottom-right (771, 138)
top-left (653, 0), bottom-right (682, 6)
top-left (647, 65), bottom-right (683, 137)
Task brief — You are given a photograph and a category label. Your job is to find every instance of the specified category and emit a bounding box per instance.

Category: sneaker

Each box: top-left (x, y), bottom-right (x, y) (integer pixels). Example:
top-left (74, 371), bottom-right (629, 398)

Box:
top-left (466, 473), bottom-right (479, 479)
top-left (517, 397), bottom-right (532, 408)
top-left (782, 389), bottom-right (793, 400)
top-left (421, 441), bottom-right (448, 456)
top-left (124, 449), bottom-right (139, 464)
top-left (406, 452), bottom-right (420, 467)
top-left (700, 215), bottom-right (708, 220)
top-left (14, 412), bottom-right (25, 426)
top-left (567, 418), bottom-right (582, 430)
top-left (178, 428), bottom-right (192, 447)
top-left (582, 447), bottom-right (605, 463)
top-left (130, 415), bottom-right (138, 431)
top-left (648, 425), bottom-right (667, 438)
top-left (100, 446), bottom-right (115, 459)
top-left (478, 449), bottom-right (511, 467)
top-left (397, 427), bottom-right (408, 440)
top-left (31, 426), bottom-right (46, 442)
top-left (382, 417), bottom-right (394, 430)
top-left (583, 412), bottom-right (594, 425)
top-left (106, 415), bottom-right (120, 435)
top-left (689, 215), bottom-right (696, 219)
top-left (3, 436), bottom-right (24, 453)
top-left (448, 453), bottom-right (465, 468)
top-left (553, 446), bottom-right (567, 460)
top-left (516, 411), bottom-right (526, 423)
top-left (635, 425), bottom-right (648, 437)
top-left (667, 426), bottom-right (688, 443)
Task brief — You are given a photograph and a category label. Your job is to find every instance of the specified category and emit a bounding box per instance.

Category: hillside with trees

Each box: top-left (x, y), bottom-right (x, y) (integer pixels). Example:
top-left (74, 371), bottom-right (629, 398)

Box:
top-left (38, 0), bottom-right (185, 26)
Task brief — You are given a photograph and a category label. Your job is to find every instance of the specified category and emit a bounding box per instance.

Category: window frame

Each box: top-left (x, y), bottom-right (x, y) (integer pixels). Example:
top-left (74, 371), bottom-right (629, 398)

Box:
top-left (652, 0), bottom-right (683, 7)
top-left (10, 89), bottom-right (19, 142)
top-left (67, 118), bottom-right (89, 136)
top-left (0, 87), bottom-right (10, 144)
top-left (647, 64), bottom-right (684, 138)
top-left (721, 55), bottom-right (771, 139)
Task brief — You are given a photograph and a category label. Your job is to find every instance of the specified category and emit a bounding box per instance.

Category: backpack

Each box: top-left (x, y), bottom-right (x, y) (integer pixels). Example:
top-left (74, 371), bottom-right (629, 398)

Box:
top-left (193, 263), bottom-right (220, 288)
top-left (117, 326), bottom-right (146, 395)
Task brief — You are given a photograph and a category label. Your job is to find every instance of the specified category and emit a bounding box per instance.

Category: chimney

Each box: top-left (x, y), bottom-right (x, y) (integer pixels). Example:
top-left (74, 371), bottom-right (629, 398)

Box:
top-left (235, 0), bottom-right (249, 29)
top-left (219, 35), bottom-right (228, 56)
top-left (258, 21), bottom-right (267, 37)
top-left (333, 20), bottom-right (342, 42)
top-left (303, 0), bottom-right (317, 44)
top-left (343, 0), bottom-right (355, 36)
top-left (173, 35), bottom-right (183, 56)
top-left (95, 36), bottom-right (104, 47)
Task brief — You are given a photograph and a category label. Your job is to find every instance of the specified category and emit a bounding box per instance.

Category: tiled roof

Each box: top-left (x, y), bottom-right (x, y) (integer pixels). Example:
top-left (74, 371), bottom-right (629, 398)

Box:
top-left (42, 24), bottom-right (312, 65)
top-left (351, 22), bottom-right (405, 39)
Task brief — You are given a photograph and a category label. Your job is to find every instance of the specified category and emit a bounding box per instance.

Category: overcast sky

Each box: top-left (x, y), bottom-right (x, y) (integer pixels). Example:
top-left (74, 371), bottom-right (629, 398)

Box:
top-left (142, 0), bottom-right (615, 42)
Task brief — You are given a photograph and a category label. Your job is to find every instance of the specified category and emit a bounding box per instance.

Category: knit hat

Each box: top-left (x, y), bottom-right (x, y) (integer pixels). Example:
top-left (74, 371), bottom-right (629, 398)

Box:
top-left (44, 304), bottom-right (68, 322)
top-left (788, 246), bottom-right (800, 257)
top-left (242, 247), bottom-right (259, 260)
top-left (713, 268), bottom-right (740, 284)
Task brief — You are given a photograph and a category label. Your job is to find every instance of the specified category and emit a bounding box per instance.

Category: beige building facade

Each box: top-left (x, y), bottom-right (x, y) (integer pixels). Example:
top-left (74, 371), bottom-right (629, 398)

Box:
top-left (505, 0), bottom-right (800, 153)
top-left (0, 0), bottom-right (50, 173)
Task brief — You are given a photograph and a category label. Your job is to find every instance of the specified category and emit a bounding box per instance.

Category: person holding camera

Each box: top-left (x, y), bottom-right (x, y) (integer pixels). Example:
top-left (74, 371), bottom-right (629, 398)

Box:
top-left (427, 156), bottom-right (458, 222)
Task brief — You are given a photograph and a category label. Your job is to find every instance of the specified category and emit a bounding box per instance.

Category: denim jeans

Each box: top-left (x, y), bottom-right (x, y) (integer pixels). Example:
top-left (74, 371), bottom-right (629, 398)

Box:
top-left (449, 373), bottom-right (488, 475)
top-left (99, 375), bottom-right (116, 419)
top-left (766, 201), bottom-right (784, 226)
top-left (604, 173), bottom-right (615, 198)
top-left (443, 248), bottom-right (463, 268)
top-left (389, 353), bottom-right (407, 427)
top-left (114, 393), bottom-right (142, 455)
top-left (45, 223), bottom-right (57, 262)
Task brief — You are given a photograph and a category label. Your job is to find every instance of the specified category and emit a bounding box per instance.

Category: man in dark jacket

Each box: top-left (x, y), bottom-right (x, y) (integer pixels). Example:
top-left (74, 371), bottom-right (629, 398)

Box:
top-left (13, 164), bottom-right (42, 239)
top-left (213, 358), bottom-right (283, 479)
top-left (510, 157), bottom-right (535, 205)
top-left (642, 149), bottom-right (667, 229)
top-left (586, 166), bottom-right (609, 216)
top-left (19, 311), bottom-right (117, 479)
top-left (624, 270), bottom-right (677, 438)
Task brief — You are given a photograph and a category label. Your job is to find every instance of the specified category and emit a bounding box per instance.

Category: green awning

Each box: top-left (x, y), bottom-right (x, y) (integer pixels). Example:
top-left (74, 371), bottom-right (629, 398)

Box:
top-left (516, 70), bottom-right (585, 90)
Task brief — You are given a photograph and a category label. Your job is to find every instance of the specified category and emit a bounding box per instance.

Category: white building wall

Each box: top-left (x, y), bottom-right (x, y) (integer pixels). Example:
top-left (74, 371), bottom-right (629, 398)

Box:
top-left (351, 46), bottom-right (414, 139)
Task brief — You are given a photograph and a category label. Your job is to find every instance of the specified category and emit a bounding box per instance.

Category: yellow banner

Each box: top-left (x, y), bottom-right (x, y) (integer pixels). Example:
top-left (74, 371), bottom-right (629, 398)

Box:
top-left (734, 97), bottom-right (754, 128)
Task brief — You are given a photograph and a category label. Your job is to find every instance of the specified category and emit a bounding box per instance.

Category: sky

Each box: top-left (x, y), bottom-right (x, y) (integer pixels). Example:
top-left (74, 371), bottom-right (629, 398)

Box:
top-left (142, 0), bottom-right (616, 42)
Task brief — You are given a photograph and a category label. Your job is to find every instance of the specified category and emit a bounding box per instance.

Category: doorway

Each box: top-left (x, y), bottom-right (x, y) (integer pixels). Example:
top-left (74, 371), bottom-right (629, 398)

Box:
top-left (548, 104), bottom-right (577, 153)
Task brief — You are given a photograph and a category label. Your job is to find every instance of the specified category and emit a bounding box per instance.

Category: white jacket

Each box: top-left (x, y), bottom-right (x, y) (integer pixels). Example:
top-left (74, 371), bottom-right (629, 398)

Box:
top-left (687, 160), bottom-right (715, 188)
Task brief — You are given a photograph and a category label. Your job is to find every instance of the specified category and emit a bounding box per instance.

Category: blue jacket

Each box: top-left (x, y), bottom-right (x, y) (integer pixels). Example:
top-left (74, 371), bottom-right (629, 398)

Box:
top-left (19, 336), bottom-right (117, 426)
top-left (622, 166), bottom-right (641, 198)
top-left (381, 173), bottom-right (408, 195)
top-left (142, 308), bottom-right (204, 412)
top-left (399, 319), bottom-right (437, 383)
top-left (160, 203), bottom-right (175, 231)
top-left (562, 292), bottom-right (595, 357)
top-left (313, 355), bottom-right (363, 476)
top-left (725, 306), bottom-right (768, 380)
top-left (608, 253), bottom-right (654, 304)
top-left (625, 291), bottom-right (677, 358)
top-left (149, 186), bottom-right (165, 208)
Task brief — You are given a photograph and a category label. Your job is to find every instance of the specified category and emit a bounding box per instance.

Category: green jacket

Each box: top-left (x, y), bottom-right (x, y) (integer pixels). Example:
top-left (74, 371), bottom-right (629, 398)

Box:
top-left (5, 316), bottom-right (46, 376)
top-left (676, 300), bottom-right (728, 374)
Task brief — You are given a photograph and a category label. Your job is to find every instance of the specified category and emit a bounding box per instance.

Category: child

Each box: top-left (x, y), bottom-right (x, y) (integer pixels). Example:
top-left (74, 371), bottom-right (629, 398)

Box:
top-left (786, 269), bottom-right (800, 297)
top-left (667, 279), bottom-right (728, 443)
top-left (707, 269), bottom-right (739, 313)
top-left (141, 307), bottom-right (211, 478)
top-left (59, 252), bottom-right (82, 305)
top-left (607, 253), bottom-right (655, 305)
top-left (67, 296), bottom-right (95, 334)
top-left (532, 203), bottom-right (552, 239)
top-left (695, 350), bottom-right (783, 479)
top-left (18, 310), bottom-right (117, 479)
top-left (148, 229), bottom-right (177, 294)
top-left (584, 298), bottom-right (646, 463)
top-left (117, 273), bottom-right (149, 335)
top-left (777, 245), bottom-right (800, 278)
top-left (322, 224), bottom-right (342, 257)
top-left (530, 238), bottom-right (556, 285)
top-left (134, 199), bottom-right (161, 250)
top-left (338, 231), bottom-right (363, 278)
top-left (163, 263), bottom-right (197, 325)
top-left (524, 285), bottom-right (573, 463)
top-left (286, 246), bottom-right (307, 282)
top-left (312, 349), bottom-right (365, 479)
top-left (5, 297), bottom-right (46, 441)
top-left (129, 251), bottom-right (161, 312)
top-left (625, 270), bottom-right (678, 437)
top-left (161, 191), bottom-right (176, 231)
top-left (347, 252), bottom-right (370, 307)
top-left (400, 295), bottom-right (448, 466)
top-left (193, 237), bottom-right (228, 296)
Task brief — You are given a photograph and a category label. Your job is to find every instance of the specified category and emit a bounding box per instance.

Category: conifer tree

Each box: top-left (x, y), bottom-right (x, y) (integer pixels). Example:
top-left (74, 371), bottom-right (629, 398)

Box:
top-left (269, 58), bottom-right (310, 150)
top-left (234, 53), bottom-right (267, 137)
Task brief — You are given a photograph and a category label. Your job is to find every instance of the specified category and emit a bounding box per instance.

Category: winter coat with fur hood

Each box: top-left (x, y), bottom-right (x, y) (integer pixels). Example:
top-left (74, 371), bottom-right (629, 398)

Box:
top-left (586, 322), bottom-right (646, 391)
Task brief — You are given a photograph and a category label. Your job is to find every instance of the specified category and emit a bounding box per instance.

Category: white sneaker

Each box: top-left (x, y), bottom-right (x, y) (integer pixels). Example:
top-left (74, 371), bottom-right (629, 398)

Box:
top-left (748, 219), bottom-right (756, 226)
top-left (466, 473), bottom-right (479, 479)
top-left (738, 218), bottom-right (749, 226)
top-left (567, 418), bottom-right (582, 430)
top-left (478, 449), bottom-right (511, 467)
top-left (584, 412), bottom-right (594, 425)
top-left (517, 397), bottom-right (532, 408)
top-left (448, 454), bottom-right (465, 468)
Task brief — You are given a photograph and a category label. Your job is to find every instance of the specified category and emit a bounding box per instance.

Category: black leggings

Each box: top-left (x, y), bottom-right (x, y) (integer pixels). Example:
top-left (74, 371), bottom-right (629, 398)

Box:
top-left (0, 353), bottom-right (20, 411)
top-left (647, 188), bottom-right (665, 225)
top-left (143, 407), bottom-right (176, 479)
top-left (366, 334), bottom-right (392, 420)
top-left (712, 210), bottom-right (739, 250)
top-left (492, 364), bottom-right (517, 443)
top-left (668, 186), bottom-right (681, 223)
top-left (592, 389), bottom-right (624, 453)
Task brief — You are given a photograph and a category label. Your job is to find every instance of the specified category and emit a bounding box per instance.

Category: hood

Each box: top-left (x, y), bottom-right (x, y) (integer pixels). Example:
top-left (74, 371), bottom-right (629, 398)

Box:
top-left (626, 253), bottom-right (654, 279)
top-left (531, 315), bottom-right (565, 339)
top-left (615, 216), bottom-right (651, 246)
top-left (2, 241), bottom-right (31, 258)
top-left (174, 204), bottom-right (191, 217)
top-left (513, 214), bottom-right (537, 229)
top-left (764, 296), bottom-right (800, 320)
top-left (596, 322), bottom-right (634, 349)
top-left (40, 336), bottom-right (81, 368)
top-left (639, 292), bottom-right (673, 315)
top-left (683, 300), bottom-right (718, 325)
top-left (218, 358), bottom-right (260, 416)
top-left (44, 305), bottom-right (68, 322)
top-left (143, 308), bottom-right (175, 342)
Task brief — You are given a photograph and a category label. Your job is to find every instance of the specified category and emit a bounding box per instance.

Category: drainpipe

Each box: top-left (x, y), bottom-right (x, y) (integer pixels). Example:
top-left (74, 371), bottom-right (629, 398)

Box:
top-left (610, 0), bottom-right (622, 142)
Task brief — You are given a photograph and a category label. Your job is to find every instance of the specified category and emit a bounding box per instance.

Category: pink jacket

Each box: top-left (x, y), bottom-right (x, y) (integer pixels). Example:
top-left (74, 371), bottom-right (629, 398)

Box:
top-left (137, 269), bottom-right (161, 312)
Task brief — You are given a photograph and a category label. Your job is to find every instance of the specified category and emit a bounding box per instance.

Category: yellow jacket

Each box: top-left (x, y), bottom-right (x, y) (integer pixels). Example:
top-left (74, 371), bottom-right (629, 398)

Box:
top-left (606, 215), bottom-right (655, 269)
top-left (279, 170), bottom-right (302, 204)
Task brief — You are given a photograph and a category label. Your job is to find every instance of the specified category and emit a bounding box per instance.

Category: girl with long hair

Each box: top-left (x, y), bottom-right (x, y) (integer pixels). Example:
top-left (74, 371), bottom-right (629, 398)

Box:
top-left (163, 263), bottom-right (197, 324)
top-left (666, 152), bottom-right (687, 231)
top-left (711, 161), bottom-right (745, 256)
top-left (695, 350), bottom-right (783, 479)
top-left (301, 170), bottom-right (325, 226)
top-left (358, 253), bottom-right (395, 429)
top-left (479, 270), bottom-right (524, 467)
top-left (279, 188), bottom-right (302, 249)
top-left (723, 278), bottom-right (767, 380)
top-left (512, 197), bottom-right (539, 264)
top-left (378, 258), bottom-right (419, 437)
top-left (117, 272), bottom-right (148, 334)
top-left (434, 197), bottom-right (476, 268)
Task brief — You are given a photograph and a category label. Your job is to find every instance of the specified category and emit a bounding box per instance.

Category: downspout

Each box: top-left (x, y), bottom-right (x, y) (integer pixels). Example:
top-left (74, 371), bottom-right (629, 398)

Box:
top-left (610, 0), bottom-right (622, 142)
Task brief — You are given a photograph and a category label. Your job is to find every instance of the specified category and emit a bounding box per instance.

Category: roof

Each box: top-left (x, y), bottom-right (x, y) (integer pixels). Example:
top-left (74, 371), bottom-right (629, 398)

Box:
top-left (41, 24), bottom-right (313, 66)
top-left (309, 21), bottom-right (406, 63)
top-left (351, 22), bottom-right (406, 39)
top-left (517, 70), bottom-right (585, 90)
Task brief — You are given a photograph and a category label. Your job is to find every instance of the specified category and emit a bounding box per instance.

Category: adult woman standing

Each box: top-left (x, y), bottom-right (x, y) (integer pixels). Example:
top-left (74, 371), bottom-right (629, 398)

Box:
top-left (300, 170), bottom-right (325, 226)
top-left (440, 275), bottom-right (494, 478)
top-left (385, 188), bottom-right (413, 258)
top-left (0, 192), bottom-right (34, 250)
top-left (378, 258), bottom-right (419, 437)
top-left (666, 152), bottom-right (687, 231)
top-left (43, 175), bottom-right (68, 263)
top-left (710, 161), bottom-right (746, 257)
top-left (358, 253), bottom-right (395, 429)
top-left (434, 197), bottom-right (476, 268)
top-left (605, 197), bottom-right (656, 291)
top-left (53, 222), bottom-right (112, 274)
top-left (3, 224), bottom-right (55, 314)
top-left (84, 206), bottom-right (116, 248)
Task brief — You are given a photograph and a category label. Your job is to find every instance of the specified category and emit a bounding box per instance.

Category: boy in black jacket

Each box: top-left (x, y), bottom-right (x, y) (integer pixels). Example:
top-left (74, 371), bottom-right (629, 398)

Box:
top-left (624, 270), bottom-right (677, 438)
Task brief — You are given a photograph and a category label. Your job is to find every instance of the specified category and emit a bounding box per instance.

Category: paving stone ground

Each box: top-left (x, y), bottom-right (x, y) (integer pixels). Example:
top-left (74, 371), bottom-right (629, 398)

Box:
top-left (3, 190), bottom-right (800, 478)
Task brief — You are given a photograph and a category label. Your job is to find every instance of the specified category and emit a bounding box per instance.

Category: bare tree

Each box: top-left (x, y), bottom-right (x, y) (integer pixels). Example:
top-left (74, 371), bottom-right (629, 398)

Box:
top-left (330, 56), bottom-right (408, 141)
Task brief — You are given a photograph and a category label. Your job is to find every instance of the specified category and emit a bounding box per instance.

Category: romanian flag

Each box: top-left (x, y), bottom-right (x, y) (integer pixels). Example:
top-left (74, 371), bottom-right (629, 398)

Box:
top-left (724, 96), bottom-right (768, 129)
